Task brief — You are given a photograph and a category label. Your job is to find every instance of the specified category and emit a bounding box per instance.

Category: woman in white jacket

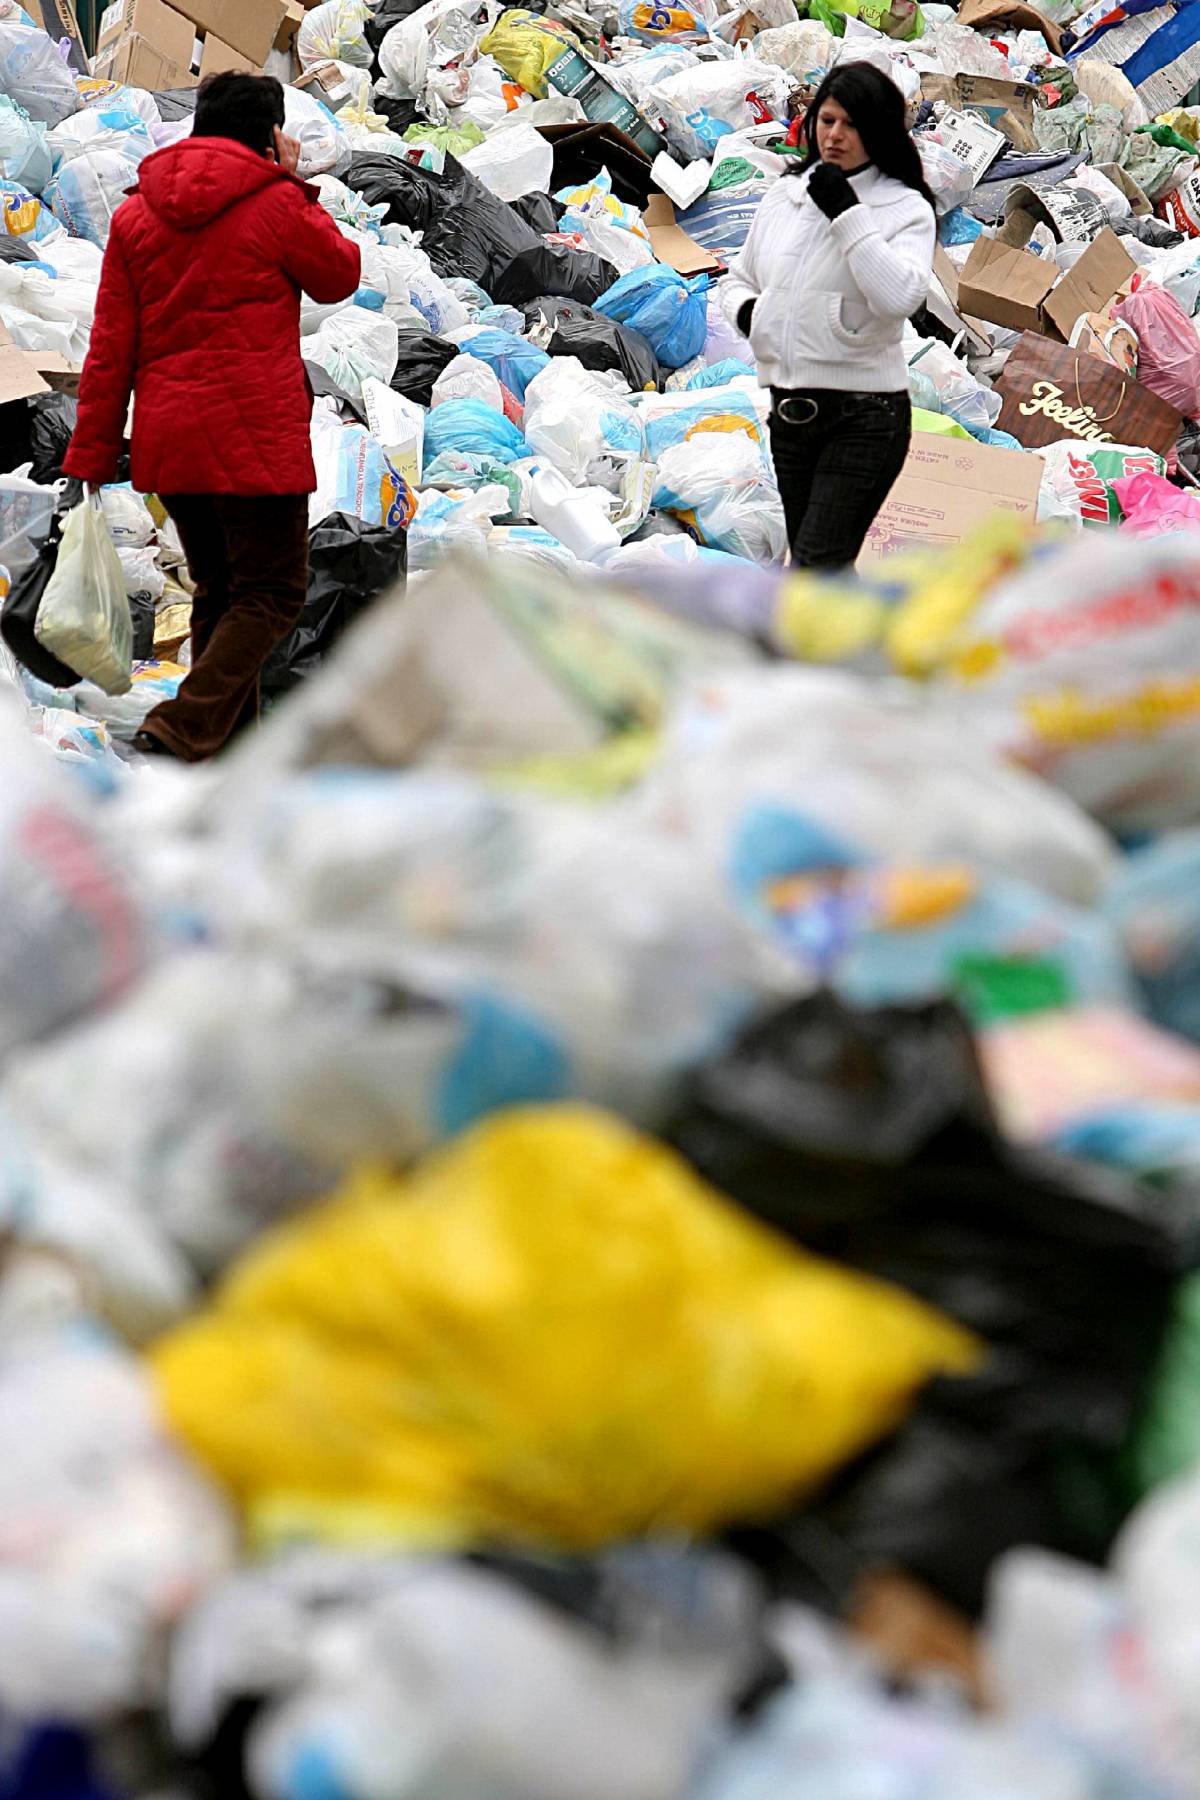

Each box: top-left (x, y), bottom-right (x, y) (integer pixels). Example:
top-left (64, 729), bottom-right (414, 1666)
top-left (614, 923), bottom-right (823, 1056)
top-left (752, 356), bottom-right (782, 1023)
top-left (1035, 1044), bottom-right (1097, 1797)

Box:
top-left (724, 63), bottom-right (936, 568)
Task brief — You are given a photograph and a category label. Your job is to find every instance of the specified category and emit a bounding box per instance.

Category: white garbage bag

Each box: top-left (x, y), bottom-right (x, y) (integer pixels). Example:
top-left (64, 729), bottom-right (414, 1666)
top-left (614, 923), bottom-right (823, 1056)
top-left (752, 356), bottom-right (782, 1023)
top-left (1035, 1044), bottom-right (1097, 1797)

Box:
top-left (431, 352), bottom-right (507, 410)
top-left (522, 357), bottom-right (647, 488)
top-left (34, 492), bottom-right (132, 697)
top-left (283, 83), bottom-right (348, 178)
top-left (305, 306), bottom-right (400, 406)
top-left (0, 17), bottom-right (79, 127)
top-left (297, 0), bottom-right (373, 68)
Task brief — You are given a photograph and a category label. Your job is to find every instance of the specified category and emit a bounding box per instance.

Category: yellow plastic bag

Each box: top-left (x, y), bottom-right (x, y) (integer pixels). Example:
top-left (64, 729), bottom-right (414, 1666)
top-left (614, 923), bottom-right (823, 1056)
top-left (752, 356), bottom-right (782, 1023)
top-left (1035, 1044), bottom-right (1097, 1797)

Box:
top-left (885, 512), bottom-right (1039, 678)
top-left (153, 1107), bottom-right (978, 1549)
top-left (479, 10), bottom-right (583, 96)
top-left (910, 405), bottom-right (971, 441)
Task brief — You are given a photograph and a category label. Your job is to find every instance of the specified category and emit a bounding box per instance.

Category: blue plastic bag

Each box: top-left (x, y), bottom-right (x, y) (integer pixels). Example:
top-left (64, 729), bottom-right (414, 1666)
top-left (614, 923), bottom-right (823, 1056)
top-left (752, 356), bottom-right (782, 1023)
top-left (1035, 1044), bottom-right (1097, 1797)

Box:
top-left (456, 327), bottom-right (550, 402)
top-left (595, 266), bottom-right (709, 369)
top-left (423, 399), bottom-right (527, 471)
top-left (642, 387), bottom-right (764, 461)
top-left (0, 95), bottom-right (48, 193)
top-left (687, 357), bottom-right (754, 388)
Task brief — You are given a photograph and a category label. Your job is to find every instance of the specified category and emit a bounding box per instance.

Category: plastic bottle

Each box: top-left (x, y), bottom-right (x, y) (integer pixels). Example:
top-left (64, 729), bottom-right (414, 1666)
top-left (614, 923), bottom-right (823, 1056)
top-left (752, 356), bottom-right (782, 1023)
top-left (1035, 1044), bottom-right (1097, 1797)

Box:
top-left (529, 465), bottom-right (620, 562)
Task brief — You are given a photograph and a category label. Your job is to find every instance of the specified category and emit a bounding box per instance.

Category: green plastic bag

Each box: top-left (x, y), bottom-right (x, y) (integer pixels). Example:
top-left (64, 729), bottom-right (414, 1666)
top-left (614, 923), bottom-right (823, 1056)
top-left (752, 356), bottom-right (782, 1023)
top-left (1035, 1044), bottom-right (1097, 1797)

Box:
top-left (404, 120), bottom-right (486, 156)
top-left (809, 0), bottom-right (923, 36)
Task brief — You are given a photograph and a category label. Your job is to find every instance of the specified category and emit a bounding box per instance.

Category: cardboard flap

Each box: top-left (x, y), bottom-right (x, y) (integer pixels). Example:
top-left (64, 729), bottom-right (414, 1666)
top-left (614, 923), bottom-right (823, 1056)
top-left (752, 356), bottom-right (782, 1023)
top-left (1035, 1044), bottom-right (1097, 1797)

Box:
top-left (643, 194), bottom-right (724, 276)
top-left (1043, 227), bottom-right (1138, 340)
top-left (957, 235), bottom-right (1057, 334)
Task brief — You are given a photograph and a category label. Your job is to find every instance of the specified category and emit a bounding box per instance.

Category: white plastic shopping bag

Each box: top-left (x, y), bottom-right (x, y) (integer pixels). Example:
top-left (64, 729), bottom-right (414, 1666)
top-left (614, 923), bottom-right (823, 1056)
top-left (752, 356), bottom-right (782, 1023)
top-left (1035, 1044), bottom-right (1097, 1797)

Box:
top-left (34, 488), bottom-right (133, 695)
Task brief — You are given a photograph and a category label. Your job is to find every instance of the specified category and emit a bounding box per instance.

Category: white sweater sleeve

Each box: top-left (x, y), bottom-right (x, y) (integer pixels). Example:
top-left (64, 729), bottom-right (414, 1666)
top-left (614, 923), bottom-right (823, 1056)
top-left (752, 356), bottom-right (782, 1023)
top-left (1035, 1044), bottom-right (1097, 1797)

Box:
top-left (829, 201), bottom-right (936, 323)
top-left (720, 190), bottom-right (776, 328)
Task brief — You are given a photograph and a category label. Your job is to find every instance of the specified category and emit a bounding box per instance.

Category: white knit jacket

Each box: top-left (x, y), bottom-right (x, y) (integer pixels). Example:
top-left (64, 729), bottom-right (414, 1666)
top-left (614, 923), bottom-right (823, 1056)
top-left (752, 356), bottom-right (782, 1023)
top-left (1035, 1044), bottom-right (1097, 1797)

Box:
top-left (722, 164), bottom-right (936, 394)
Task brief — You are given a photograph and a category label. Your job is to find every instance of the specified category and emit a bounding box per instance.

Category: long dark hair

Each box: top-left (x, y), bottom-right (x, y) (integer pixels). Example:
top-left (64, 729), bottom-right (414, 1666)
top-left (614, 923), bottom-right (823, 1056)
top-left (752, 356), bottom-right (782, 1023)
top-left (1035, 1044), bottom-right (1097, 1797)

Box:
top-left (791, 63), bottom-right (936, 213)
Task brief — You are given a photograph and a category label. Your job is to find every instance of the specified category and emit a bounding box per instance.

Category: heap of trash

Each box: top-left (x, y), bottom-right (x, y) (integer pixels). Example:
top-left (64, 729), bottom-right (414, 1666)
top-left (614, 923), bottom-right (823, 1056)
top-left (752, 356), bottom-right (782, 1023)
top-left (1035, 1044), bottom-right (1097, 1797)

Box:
top-left (8, 0), bottom-right (1200, 1794)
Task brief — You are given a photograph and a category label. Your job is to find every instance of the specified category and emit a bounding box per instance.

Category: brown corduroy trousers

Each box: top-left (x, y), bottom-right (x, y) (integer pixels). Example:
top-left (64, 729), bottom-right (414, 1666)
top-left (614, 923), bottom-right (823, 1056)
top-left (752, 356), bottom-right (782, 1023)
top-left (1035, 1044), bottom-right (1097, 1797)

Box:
top-left (141, 492), bottom-right (309, 761)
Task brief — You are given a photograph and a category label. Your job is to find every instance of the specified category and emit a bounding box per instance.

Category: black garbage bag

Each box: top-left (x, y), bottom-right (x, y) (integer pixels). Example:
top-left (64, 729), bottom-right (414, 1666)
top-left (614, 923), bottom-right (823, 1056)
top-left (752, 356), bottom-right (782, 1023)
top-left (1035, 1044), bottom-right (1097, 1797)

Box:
top-left (510, 189), bottom-right (564, 234)
top-left (345, 151), bottom-right (543, 289)
top-left (521, 294), bottom-right (603, 331)
top-left (389, 329), bottom-right (459, 407)
top-left (28, 393), bottom-right (78, 485)
top-left (128, 592), bottom-right (156, 662)
top-left (371, 91), bottom-right (425, 134)
top-left (27, 395), bottom-right (131, 488)
top-left (1, 505), bottom-right (80, 690)
top-left (549, 314), bottom-right (661, 390)
top-left (670, 992), bottom-right (1198, 1613)
top-left (262, 513), bottom-right (407, 699)
top-left (365, 0), bottom-right (428, 63)
top-left (492, 243), bottom-right (619, 308)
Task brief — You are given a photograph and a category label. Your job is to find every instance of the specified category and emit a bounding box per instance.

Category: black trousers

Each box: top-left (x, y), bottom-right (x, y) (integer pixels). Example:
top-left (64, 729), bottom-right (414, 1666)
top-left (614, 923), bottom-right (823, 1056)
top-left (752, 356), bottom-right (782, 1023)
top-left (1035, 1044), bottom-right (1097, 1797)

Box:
top-left (769, 388), bottom-right (912, 570)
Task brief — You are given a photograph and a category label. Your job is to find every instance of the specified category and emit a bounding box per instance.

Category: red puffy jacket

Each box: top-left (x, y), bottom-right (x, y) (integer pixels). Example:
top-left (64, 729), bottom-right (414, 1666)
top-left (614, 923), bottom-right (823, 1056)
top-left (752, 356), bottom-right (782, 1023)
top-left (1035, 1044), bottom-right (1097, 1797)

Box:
top-left (63, 137), bottom-right (361, 496)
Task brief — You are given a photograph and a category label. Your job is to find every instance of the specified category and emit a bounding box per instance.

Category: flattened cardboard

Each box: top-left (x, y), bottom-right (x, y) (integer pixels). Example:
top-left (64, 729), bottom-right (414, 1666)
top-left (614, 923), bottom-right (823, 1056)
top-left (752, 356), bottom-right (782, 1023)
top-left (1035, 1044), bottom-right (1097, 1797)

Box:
top-left (644, 194), bottom-right (724, 277)
top-left (860, 433), bottom-right (1042, 564)
top-left (957, 0), bottom-right (1063, 54)
top-left (958, 235), bottom-right (1057, 334)
top-left (0, 324), bottom-right (50, 407)
top-left (31, 353), bottom-right (82, 396)
top-left (168, 0), bottom-right (286, 64)
top-left (1042, 227), bottom-right (1138, 341)
top-left (25, 0), bottom-right (90, 72)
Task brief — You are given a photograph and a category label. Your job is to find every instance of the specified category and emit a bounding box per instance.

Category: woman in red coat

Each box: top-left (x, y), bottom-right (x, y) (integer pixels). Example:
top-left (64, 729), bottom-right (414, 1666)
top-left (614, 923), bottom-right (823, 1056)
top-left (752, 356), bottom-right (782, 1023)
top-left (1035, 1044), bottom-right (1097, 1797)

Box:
top-left (64, 72), bottom-right (362, 760)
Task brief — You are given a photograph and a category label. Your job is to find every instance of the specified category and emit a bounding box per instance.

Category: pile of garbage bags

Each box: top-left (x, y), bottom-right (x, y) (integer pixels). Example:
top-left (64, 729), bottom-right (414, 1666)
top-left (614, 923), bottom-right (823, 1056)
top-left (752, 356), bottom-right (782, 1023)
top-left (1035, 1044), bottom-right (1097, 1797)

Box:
top-left (9, 0), bottom-right (1200, 1791)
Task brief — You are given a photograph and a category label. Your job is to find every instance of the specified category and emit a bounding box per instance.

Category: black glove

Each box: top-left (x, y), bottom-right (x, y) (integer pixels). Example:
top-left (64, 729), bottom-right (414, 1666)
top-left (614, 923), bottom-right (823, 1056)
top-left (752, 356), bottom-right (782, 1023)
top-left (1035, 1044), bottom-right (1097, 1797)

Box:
top-left (736, 297), bottom-right (756, 337)
top-left (808, 160), bottom-right (858, 220)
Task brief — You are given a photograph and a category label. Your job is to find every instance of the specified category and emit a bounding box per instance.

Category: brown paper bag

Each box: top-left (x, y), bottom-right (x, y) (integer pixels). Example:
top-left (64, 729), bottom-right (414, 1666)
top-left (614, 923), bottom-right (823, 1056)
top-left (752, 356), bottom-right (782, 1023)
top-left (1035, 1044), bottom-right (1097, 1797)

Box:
top-left (995, 332), bottom-right (1181, 454)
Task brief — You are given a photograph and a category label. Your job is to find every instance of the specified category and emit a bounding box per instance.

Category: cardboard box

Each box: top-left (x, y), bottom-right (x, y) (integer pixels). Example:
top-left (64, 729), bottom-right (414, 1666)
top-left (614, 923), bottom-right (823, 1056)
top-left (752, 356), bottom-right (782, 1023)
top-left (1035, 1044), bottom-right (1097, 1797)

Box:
top-left (958, 236), bottom-right (1057, 334)
top-left (168, 0), bottom-right (288, 64)
top-left (95, 0), bottom-right (196, 85)
top-left (643, 194), bottom-right (724, 277)
top-left (276, 0), bottom-right (306, 49)
top-left (956, 228), bottom-right (1136, 342)
top-left (956, 0), bottom-right (1063, 55)
top-left (194, 32), bottom-right (259, 76)
top-left (1042, 228), bottom-right (1137, 341)
top-left (861, 434), bottom-right (1043, 564)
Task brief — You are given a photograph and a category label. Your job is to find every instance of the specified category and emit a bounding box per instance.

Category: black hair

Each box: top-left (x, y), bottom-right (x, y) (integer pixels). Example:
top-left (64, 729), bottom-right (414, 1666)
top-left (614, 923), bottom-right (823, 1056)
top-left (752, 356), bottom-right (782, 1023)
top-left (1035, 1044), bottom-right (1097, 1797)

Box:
top-left (192, 72), bottom-right (286, 156)
top-left (792, 63), bottom-right (936, 212)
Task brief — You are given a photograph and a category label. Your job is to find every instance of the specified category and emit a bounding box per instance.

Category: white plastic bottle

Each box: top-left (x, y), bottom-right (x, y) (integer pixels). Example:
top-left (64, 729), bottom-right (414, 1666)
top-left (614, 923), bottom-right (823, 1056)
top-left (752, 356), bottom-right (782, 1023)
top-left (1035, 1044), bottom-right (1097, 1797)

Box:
top-left (529, 465), bottom-right (620, 563)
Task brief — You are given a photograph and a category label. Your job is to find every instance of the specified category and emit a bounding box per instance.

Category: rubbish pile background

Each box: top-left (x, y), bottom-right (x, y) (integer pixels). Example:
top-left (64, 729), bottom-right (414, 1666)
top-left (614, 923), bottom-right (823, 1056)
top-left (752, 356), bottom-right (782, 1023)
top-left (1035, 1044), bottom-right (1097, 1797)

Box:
top-left (9, 0), bottom-right (1200, 1793)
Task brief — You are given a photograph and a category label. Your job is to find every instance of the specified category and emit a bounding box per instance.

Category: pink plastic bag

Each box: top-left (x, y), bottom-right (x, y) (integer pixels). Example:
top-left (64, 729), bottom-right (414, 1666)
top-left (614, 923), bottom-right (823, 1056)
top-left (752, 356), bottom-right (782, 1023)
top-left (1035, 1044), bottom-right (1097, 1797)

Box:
top-left (1112, 469), bottom-right (1200, 537)
top-left (1114, 281), bottom-right (1200, 418)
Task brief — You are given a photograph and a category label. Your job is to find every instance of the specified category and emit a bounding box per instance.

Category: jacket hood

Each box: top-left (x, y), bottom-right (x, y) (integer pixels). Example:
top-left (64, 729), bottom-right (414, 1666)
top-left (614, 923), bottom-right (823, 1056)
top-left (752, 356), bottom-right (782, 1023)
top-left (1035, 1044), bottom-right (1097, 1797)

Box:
top-left (136, 137), bottom-right (288, 231)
